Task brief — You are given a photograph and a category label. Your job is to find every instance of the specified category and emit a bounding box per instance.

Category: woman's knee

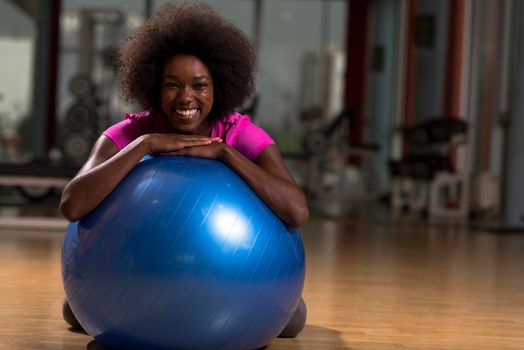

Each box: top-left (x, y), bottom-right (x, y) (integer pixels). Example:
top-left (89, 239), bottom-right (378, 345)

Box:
top-left (278, 298), bottom-right (307, 338)
top-left (62, 299), bottom-right (84, 331)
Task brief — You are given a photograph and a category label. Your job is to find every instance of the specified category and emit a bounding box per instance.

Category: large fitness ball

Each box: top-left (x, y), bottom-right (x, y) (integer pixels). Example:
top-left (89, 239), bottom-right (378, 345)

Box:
top-left (61, 156), bottom-right (305, 350)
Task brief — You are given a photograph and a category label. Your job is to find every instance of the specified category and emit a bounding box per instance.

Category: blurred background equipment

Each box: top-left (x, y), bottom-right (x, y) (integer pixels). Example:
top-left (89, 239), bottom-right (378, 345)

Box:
top-left (0, 1), bottom-right (129, 209)
top-left (0, 0), bottom-right (523, 230)
top-left (389, 117), bottom-right (468, 219)
top-left (60, 8), bottom-right (124, 165)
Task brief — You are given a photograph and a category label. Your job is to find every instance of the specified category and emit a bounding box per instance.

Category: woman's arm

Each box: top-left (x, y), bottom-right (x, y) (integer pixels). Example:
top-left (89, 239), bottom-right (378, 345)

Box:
top-left (168, 143), bottom-right (310, 227)
top-left (224, 144), bottom-right (310, 227)
top-left (59, 133), bottom-right (219, 222)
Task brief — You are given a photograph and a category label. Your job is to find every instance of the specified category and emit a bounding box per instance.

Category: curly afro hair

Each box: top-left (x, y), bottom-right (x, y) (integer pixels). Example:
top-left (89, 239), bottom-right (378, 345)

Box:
top-left (117, 2), bottom-right (256, 119)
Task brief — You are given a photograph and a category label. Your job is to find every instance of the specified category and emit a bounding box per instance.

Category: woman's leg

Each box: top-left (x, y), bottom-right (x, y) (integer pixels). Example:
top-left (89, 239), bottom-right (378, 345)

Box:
top-left (278, 298), bottom-right (307, 338)
top-left (62, 298), bottom-right (84, 330)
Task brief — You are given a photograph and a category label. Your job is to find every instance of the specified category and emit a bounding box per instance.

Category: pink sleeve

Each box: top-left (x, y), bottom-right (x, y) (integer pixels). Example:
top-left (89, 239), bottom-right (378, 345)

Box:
top-left (227, 116), bottom-right (275, 161)
top-left (102, 113), bottom-right (147, 151)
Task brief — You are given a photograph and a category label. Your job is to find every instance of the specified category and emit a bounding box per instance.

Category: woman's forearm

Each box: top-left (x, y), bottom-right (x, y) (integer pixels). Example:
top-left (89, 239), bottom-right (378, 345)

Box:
top-left (60, 133), bottom-right (223, 222)
top-left (59, 136), bottom-right (151, 222)
top-left (220, 146), bottom-right (309, 227)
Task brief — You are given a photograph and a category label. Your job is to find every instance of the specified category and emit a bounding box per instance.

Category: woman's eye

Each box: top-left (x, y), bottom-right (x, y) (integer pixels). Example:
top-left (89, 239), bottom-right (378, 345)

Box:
top-left (194, 83), bottom-right (207, 90)
top-left (164, 82), bottom-right (179, 88)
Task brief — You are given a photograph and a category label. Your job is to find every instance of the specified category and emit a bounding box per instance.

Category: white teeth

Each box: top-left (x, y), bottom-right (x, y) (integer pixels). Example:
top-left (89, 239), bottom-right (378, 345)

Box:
top-left (176, 109), bottom-right (198, 116)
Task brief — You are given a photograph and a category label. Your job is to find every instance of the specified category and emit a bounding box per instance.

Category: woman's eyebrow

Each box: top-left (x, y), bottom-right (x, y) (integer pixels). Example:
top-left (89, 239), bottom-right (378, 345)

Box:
top-left (162, 75), bottom-right (211, 80)
top-left (162, 74), bottom-right (179, 80)
top-left (193, 75), bottom-right (211, 81)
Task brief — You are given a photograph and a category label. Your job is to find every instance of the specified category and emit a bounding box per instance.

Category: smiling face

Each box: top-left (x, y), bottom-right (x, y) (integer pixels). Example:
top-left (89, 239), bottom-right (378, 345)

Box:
top-left (160, 54), bottom-right (214, 135)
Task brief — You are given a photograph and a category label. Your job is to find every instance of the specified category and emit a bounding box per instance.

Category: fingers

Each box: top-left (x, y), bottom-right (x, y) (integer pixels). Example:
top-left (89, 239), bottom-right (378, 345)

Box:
top-left (188, 136), bottom-right (221, 144)
top-left (150, 134), bottom-right (222, 153)
top-left (172, 135), bottom-right (222, 145)
top-left (156, 142), bottom-right (223, 159)
top-left (180, 137), bottom-right (222, 149)
top-left (176, 135), bottom-right (222, 143)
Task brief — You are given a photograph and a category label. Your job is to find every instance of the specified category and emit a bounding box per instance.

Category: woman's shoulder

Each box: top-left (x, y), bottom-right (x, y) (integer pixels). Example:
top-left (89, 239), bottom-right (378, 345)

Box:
top-left (219, 112), bottom-right (251, 125)
top-left (124, 110), bottom-right (154, 121)
top-left (214, 110), bottom-right (272, 141)
top-left (212, 112), bottom-right (252, 137)
top-left (124, 110), bottom-right (168, 131)
top-left (215, 113), bottom-right (274, 161)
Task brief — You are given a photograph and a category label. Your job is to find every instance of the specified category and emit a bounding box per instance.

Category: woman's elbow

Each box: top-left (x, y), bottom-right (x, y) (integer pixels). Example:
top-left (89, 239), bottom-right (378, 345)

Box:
top-left (59, 197), bottom-right (82, 222)
top-left (287, 203), bottom-right (310, 228)
top-left (59, 202), bottom-right (74, 222)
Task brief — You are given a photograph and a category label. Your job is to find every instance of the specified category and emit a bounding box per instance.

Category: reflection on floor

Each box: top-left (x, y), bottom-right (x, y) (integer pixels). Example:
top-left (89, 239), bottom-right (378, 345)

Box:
top-left (1, 202), bottom-right (524, 349)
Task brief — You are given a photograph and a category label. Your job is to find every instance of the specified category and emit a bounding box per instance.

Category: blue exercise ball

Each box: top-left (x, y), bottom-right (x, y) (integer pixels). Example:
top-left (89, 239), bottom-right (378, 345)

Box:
top-left (61, 156), bottom-right (305, 350)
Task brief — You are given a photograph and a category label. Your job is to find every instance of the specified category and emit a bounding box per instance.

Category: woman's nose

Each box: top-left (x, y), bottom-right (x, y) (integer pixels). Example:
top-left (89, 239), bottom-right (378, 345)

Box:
top-left (180, 86), bottom-right (194, 102)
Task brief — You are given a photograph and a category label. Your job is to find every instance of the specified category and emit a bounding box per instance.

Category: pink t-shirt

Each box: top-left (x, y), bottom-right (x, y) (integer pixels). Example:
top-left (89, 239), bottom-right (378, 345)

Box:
top-left (103, 111), bottom-right (275, 161)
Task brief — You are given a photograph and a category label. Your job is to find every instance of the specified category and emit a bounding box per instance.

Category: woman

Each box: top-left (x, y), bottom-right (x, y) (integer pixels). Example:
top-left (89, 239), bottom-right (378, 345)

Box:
top-left (60, 2), bottom-right (308, 338)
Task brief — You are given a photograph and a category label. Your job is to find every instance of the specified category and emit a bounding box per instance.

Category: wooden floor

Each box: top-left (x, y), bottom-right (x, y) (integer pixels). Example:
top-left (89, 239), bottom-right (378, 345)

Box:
top-left (1, 214), bottom-right (524, 349)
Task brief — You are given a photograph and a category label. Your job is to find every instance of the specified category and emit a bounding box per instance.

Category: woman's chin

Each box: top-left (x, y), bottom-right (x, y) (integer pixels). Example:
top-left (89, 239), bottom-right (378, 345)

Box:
top-left (168, 112), bottom-right (210, 135)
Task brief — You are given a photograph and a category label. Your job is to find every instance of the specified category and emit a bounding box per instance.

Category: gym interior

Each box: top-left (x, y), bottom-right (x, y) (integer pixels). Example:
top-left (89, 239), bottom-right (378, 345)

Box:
top-left (1, 0), bottom-right (523, 349)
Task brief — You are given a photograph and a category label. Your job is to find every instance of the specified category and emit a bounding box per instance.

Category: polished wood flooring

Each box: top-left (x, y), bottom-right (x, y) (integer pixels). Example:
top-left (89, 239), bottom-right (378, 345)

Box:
top-left (1, 214), bottom-right (524, 349)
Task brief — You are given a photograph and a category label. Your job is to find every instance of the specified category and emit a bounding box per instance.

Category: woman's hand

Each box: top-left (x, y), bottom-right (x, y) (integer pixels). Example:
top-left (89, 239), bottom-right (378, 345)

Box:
top-left (158, 139), bottom-right (225, 159)
top-left (146, 133), bottom-right (222, 154)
